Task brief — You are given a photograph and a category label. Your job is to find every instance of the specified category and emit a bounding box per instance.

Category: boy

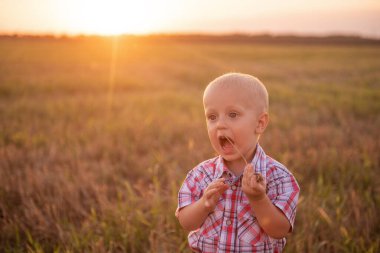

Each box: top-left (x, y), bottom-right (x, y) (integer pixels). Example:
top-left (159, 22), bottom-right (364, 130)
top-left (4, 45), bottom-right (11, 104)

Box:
top-left (176, 73), bottom-right (300, 252)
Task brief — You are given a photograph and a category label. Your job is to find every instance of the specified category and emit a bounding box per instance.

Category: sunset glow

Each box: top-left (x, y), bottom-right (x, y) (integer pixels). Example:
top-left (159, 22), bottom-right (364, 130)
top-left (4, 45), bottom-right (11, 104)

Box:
top-left (56, 0), bottom-right (175, 35)
top-left (0, 0), bottom-right (379, 37)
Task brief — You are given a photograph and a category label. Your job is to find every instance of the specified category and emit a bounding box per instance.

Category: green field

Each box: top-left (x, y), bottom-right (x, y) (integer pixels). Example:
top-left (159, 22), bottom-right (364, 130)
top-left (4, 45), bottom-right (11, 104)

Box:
top-left (0, 36), bottom-right (379, 252)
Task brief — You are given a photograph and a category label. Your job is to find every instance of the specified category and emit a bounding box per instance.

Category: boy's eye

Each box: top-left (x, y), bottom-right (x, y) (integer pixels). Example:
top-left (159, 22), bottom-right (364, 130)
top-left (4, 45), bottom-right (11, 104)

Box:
top-left (207, 114), bottom-right (216, 121)
top-left (229, 112), bottom-right (238, 118)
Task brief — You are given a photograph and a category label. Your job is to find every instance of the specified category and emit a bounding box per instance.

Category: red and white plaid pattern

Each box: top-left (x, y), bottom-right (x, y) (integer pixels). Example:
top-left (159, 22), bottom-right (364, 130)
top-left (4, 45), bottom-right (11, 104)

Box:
top-left (177, 144), bottom-right (300, 253)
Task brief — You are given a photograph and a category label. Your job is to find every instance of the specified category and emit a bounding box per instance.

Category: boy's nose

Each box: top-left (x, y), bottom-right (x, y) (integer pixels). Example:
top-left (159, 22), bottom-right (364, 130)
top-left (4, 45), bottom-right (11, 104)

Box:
top-left (216, 117), bottom-right (228, 129)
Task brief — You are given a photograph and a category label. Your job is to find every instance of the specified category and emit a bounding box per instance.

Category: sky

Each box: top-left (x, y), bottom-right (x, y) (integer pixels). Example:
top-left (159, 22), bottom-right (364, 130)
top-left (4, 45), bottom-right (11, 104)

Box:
top-left (1, 0), bottom-right (380, 38)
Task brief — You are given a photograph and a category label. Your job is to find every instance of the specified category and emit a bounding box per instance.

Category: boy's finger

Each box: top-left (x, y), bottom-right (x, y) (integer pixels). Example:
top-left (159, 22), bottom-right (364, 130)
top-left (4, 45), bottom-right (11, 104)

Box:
top-left (214, 182), bottom-right (228, 190)
top-left (250, 174), bottom-right (257, 187)
top-left (242, 171), bottom-right (250, 187)
top-left (245, 163), bottom-right (253, 170)
top-left (207, 183), bottom-right (228, 194)
top-left (211, 178), bottom-right (226, 186)
top-left (205, 188), bottom-right (219, 198)
top-left (218, 183), bottom-right (229, 192)
top-left (244, 164), bottom-right (254, 179)
top-left (215, 178), bottom-right (226, 183)
top-left (208, 179), bottom-right (225, 189)
top-left (243, 167), bottom-right (250, 181)
top-left (245, 164), bottom-right (253, 173)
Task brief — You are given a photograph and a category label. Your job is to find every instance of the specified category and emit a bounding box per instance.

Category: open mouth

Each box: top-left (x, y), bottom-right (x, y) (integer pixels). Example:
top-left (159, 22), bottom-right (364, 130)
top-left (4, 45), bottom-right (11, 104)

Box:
top-left (218, 135), bottom-right (249, 164)
top-left (219, 136), bottom-right (234, 150)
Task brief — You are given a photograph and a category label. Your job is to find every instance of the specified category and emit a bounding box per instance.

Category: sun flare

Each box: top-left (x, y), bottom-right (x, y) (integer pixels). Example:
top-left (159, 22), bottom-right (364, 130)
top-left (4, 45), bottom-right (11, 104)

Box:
top-left (68, 0), bottom-right (169, 35)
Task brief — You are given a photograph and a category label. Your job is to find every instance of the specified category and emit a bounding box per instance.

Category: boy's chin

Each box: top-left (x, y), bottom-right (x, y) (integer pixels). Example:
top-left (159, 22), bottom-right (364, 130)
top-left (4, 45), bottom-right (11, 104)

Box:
top-left (221, 154), bottom-right (241, 162)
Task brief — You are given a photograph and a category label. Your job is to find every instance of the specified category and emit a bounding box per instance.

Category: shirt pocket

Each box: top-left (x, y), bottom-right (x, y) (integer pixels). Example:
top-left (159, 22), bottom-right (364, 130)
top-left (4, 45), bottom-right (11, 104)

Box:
top-left (199, 199), bottom-right (224, 238)
top-left (237, 196), bottom-right (268, 245)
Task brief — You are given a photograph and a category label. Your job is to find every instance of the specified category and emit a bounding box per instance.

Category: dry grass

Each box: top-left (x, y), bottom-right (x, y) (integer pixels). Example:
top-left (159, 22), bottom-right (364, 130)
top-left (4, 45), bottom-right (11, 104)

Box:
top-left (0, 36), bottom-right (379, 252)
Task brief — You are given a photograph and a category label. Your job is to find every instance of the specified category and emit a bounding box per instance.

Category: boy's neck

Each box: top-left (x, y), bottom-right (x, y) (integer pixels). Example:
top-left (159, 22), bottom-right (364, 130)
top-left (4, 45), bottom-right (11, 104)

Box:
top-left (224, 159), bottom-right (246, 176)
top-left (224, 145), bottom-right (257, 176)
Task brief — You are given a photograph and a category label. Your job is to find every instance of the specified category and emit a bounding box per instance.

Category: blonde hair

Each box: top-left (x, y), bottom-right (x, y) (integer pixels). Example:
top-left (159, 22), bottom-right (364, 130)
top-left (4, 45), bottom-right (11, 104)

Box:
top-left (204, 72), bottom-right (269, 114)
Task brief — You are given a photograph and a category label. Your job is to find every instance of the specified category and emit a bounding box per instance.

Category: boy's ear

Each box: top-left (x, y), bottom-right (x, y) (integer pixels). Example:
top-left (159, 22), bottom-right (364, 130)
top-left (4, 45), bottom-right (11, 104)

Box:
top-left (255, 112), bottom-right (269, 134)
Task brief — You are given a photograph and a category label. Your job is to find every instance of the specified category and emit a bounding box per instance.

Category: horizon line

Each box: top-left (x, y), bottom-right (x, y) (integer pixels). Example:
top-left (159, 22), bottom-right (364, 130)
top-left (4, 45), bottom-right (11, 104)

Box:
top-left (1, 31), bottom-right (380, 40)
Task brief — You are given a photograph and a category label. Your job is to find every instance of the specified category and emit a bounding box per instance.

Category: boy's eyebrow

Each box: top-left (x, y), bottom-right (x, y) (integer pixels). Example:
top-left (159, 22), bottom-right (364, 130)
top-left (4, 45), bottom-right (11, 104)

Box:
top-left (204, 107), bottom-right (216, 113)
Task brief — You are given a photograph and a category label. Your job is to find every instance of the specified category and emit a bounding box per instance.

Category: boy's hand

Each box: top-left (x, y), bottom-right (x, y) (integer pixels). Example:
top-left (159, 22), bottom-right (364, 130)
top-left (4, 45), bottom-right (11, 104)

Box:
top-left (202, 178), bottom-right (229, 213)
top-left (242, 164), bottom-right (267, 201)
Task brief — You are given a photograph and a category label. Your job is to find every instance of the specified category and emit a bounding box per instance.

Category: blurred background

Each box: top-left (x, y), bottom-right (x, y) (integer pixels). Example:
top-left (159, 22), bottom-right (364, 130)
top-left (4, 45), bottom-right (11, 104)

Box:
top-left (0, 1), bottom-right (379, 252)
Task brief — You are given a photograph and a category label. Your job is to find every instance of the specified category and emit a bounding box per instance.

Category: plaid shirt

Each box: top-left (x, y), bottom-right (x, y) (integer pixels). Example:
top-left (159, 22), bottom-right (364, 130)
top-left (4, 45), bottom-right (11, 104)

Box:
top-left (177, 144), bottom-right (300, 253)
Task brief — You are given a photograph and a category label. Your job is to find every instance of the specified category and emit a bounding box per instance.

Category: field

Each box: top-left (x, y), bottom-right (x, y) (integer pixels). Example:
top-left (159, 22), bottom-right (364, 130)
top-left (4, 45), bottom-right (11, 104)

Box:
top-left (0, 35), bottom-right (379, 252)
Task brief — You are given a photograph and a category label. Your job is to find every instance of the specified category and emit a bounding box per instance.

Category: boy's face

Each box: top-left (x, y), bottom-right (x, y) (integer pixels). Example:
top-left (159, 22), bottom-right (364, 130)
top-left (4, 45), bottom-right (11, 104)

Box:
top-left (203, 84), bottom-right (265, 170)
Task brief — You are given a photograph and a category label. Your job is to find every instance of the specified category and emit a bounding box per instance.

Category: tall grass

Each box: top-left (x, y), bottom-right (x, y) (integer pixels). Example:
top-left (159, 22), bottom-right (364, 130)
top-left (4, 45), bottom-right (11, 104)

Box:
top-left (0, 36), bottom-right (379, 252)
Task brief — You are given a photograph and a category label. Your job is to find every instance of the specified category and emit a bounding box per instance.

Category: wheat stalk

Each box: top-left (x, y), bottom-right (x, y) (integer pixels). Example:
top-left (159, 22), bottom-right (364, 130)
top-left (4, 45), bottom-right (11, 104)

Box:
top-left (224, 136), bottom-right (248, 165)
top-left (224, 136), bottom-right (265, 183)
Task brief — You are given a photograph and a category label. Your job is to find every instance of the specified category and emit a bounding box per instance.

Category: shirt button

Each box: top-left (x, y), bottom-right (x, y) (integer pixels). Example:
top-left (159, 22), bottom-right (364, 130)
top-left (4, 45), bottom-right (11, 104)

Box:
top-left (231, 185), bottom-right (237, 190)
top-left (226, 220), bottom-right (232, 226)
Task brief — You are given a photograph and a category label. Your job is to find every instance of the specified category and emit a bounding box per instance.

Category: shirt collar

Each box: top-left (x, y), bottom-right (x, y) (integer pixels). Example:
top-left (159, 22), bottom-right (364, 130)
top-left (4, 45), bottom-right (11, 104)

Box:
top-left (214, 143), bottom-right (267, 178)
top-left (215, 155), bottom-right (229, 178)
top-left (251, 143), bottom-right (267, 175)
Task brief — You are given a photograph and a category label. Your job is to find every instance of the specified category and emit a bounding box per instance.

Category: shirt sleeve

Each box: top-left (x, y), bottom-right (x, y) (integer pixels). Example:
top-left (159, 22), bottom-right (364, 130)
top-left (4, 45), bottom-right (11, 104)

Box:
top-left (267, 167), bottom-right (300, 231)
top-left (175, 168), bottom-right (205, 217)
